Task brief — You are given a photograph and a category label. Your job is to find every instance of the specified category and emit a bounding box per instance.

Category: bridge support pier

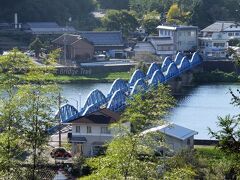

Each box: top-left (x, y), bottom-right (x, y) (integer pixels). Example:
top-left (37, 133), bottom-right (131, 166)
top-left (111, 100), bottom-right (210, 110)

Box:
top-left (167, 77), bottom-right (182, 94)
top-left (180, 71), bottom-right (193, 86)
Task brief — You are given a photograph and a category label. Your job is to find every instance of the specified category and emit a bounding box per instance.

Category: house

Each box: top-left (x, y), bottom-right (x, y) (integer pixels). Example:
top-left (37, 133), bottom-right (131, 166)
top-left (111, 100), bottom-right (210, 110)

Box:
top-left (79, 31), bottom-right (126, 58)
top-left (134, 41), bottom-right (156, 56)
top-left (52, 34), bottom-right (94, 62)
top-left (156, 25), bottom-right (198, 58)
top-left (199, 21), bottom-right (240, 59)
top-left (23, 22), bottom-right (76, 35)
top-left (67, 108), bottom-right (127, 157)
top-left (142, 123), bottom-right (198, 152)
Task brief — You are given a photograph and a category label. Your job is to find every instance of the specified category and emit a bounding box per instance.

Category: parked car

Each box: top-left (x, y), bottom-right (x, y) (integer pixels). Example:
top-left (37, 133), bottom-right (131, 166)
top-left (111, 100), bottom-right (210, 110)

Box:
top-left (50, 147), bottom-right (72, 159)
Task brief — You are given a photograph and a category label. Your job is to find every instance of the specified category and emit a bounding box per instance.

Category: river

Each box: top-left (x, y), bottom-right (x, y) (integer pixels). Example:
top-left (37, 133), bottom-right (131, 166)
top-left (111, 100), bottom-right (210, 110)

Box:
top-left (60, 83), bottom-right (239, 139)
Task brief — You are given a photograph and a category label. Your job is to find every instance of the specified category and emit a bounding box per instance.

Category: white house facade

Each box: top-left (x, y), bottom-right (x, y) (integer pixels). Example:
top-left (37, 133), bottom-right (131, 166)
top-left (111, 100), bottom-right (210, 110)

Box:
top-left (68, 109), bottom-right (130, 157)
top-left (199, 21), bottom-right (240, 59)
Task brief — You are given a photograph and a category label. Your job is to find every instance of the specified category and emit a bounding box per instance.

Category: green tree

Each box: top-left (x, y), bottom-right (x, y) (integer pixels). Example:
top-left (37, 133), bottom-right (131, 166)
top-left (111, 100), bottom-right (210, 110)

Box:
top-left (208, 89), bottom-right (240, 178)
top-left (122, 84), bottom-right (175, 133)
top-left (166, 3), bottom-right (190, 25)
top-left (83, 125), bottom-right (164, 180)
top-left (142, 11), bottom-right (160, 34)
top-left (0, 0), bottom-right (96, 28)
top-left (97, 0), bottom-right (129, 10)
top-left (102, 10), bottom-right (139, 36)
top-left (81, 83), bottom-right (175, 179)
top-left (29, 37), bottom-right (44, 58)
top-left (0, 49), bottom-right (58, 179)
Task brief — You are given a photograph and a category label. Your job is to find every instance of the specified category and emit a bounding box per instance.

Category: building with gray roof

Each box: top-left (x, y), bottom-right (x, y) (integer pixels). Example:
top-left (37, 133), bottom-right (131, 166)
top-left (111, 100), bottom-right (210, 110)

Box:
top-left (23, 22), bottom-right (76, 35)
top-left (199, 21), bottom-right (240, 59)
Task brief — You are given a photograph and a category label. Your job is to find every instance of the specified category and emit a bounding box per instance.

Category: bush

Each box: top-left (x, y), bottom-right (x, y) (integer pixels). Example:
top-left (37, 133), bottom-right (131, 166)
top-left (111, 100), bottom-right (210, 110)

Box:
top-left (193, 70), bottom-right (239, 83)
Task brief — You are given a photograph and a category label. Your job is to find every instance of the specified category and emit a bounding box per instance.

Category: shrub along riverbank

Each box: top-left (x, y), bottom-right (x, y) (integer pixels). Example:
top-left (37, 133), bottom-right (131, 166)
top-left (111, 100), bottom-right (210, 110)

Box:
top-left (193, 70), bottom-right (240, 83)
top-left (39, 71), bottom-right (131, 83)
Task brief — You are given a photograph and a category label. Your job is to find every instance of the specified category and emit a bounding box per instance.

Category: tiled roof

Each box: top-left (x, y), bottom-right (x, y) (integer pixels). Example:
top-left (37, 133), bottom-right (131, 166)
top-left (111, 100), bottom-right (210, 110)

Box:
top-left (79, 31), bottom-right (123, 46)
top-left (201, 21), bottom-right (239, 32)
top-left (70, 108), bottom-right (120, 124)
top-left (52, 34), bottom-right (82, 45)
top-left (27, 22), bottom-right (60, 28)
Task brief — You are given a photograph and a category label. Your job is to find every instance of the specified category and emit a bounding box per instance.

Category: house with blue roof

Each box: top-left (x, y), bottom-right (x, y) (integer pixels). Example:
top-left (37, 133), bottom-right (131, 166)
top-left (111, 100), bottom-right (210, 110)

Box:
top-left (142, 123), bottom-right (198, 152)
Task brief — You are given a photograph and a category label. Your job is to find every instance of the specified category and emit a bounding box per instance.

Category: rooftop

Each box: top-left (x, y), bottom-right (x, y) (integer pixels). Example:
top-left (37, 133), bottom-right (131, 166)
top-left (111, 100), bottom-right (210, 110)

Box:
top-left (52, 34), bottom-right (82, 45)
top-left (26, 22), bottom-right (60, 28)
top-left (157, 25), bottom-right (198, 30)
top-left (69, 108), bottom-right (120, 124)
top-left (201, 21), bottom-right (240, 32)
top-left (142, 123), bottom-right (198, 140)
top-left (79, 31), bottom-right (124, 46)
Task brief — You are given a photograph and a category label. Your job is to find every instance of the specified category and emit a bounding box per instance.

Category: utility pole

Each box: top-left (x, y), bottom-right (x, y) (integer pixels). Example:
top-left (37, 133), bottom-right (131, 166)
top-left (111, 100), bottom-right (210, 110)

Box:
top-left (58, 93), bottom-right (62, 147)
top-left (63, 33), bottom-right (67, 66)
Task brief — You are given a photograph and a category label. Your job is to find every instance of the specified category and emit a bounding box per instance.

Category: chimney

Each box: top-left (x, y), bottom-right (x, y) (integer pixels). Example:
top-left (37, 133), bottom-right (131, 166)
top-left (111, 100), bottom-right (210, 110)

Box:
top-left (14, 13), bottom-right (18, 29)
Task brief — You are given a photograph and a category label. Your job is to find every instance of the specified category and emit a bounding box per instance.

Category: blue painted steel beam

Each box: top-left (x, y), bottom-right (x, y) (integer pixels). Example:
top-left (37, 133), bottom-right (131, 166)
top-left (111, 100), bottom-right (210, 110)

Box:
top-left (107, 90), bottom-right (126, 112)
top-left (129, 69), bottom-right (145, 87)
top-left (146, 62), bottom-right (159, 79)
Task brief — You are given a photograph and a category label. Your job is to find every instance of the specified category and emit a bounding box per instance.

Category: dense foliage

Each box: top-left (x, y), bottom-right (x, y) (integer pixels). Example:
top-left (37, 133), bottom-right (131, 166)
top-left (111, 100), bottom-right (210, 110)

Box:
top-left (1, 0), bottom-right (240, 32)
top-left (0, 0), bottom-right (96, 26)
top-left (0, 49), bottom-right (59, 179)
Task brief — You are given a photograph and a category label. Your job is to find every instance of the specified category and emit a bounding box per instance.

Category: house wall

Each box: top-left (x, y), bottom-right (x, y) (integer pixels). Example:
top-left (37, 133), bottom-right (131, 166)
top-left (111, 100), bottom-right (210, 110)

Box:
top-left (71, 122), bottom-right (131, 156)
top-left (200, 31), bottom-right (229, 59)
top-left (72, 40), bottom-right (94, 60)
top-left (165, 135), bottom-right (194, 152)
top-left (176, 29), bottom-right (197, 51)
top-left (157, 27), bottom-right (197, 56)
top-left (71, 123), bottom-right (113, 156)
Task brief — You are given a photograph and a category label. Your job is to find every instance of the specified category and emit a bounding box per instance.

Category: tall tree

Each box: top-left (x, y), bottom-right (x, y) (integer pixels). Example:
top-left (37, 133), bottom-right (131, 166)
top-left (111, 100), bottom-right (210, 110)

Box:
top-left (121, 84), bottom-right (175, 133)
top-left (97, 0), bottom-right (129, 10)
top-left (208, 89), bottom-right (240, 177)
top-left (102, 10), bottom-right (139, 36)
top-left (142, 11), bottom-right (160, 35)
top-left (0, 49), bottom-right (58, 178)
top-left (82, 125), bottom-right (164, 180)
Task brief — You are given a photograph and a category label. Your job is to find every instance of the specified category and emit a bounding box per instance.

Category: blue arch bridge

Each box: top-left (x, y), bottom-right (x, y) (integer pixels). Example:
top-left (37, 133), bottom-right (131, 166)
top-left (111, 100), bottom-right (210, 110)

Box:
top-left (49, 52), bottom-right (202, 133)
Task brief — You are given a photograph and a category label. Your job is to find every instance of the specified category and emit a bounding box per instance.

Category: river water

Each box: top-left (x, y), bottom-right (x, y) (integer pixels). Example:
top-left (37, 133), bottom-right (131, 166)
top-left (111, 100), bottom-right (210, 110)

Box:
top-left (60, 83), bottom-right (239, 139)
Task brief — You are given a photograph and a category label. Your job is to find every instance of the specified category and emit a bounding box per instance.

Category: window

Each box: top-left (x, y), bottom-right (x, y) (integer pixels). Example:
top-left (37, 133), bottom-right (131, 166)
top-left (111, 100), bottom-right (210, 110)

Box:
top-left (188, 31), bottom-right (191, 36)
top-left (101, 126), bottom-right (111, 134)
top-left (191, 31), bottom-right (195, 37)
top-left (160, 30), bottom-right (163, 35)
top-left (187, 138), bottom-right (191, 145)
top-left (228, 32), bottom-right (233, 36)
top-left (76, 126), bottom-right (80, 133)
top-left (213, 43), bottom-right (225, 47)
top-left (87, 126), bottom-right (92, 134)
top-left (235, 32), bottom-right (240, 36)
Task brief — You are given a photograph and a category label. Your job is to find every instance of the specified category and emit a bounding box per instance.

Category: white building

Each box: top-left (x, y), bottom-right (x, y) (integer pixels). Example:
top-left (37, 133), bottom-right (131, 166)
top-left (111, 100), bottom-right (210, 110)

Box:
top-left (142, 123), bottom-right (198, 152)
top-left (199, 21), bottom-right (240, 59)
top-left (156, 25), bottom-right (198, 58)
top-left (68, 109), bottom-right (130, 157)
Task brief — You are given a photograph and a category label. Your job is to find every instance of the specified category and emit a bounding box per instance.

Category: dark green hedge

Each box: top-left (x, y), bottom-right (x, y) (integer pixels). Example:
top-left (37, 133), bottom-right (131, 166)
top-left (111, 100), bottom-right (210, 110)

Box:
top-left (194, 70), bottom-right (239, 83)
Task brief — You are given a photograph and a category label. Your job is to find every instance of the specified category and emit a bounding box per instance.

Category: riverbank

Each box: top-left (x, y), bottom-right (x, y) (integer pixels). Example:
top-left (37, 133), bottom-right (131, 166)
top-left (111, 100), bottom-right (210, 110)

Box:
top-left (51, 71), bottom-right (131, 83)
top-left (193, 70), bottom-right (240, 83)
top-left (46, 70), bottom-right (240, 84)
